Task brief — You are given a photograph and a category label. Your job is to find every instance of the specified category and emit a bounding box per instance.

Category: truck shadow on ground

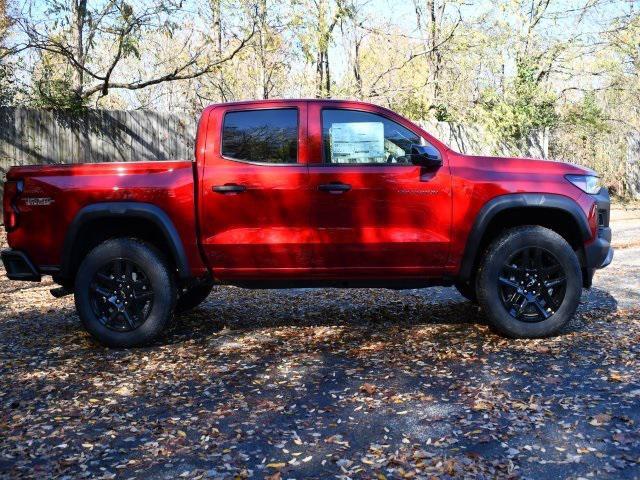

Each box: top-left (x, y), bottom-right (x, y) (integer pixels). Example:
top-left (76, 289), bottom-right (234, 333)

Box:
top-left (0, 285), bottom-right (619, 351)
top-left (163, 286), bottom-right (619, 347)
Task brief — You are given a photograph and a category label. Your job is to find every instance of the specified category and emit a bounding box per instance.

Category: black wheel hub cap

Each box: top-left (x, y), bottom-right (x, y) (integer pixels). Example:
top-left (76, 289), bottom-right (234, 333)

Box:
top-left (89, 259), bottom-right (154, 332)
top-left (498, 247), bottom-right (567, 323)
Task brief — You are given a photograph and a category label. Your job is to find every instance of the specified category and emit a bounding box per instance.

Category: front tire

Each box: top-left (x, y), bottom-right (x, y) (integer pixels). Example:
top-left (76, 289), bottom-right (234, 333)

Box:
top-left (74, 238), bottom-right (176, 347)
top-left (476, 226), bottom-right (582, 338)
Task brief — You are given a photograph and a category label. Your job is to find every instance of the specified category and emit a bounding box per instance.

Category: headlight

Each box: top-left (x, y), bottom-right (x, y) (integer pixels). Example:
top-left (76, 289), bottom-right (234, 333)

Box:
top-left (565, 174), bottom-right (601, 194)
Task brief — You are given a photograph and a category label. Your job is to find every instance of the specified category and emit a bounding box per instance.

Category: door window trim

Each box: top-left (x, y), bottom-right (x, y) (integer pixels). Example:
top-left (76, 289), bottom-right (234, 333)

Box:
top-left (219, 107), bottom-right (303, 166)
top-left (319, 107), bottom-right (437, 167)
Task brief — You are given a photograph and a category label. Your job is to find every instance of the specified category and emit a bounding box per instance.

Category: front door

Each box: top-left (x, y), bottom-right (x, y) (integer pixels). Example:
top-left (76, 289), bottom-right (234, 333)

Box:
top-left (198, 102), bottom-right (310, 280)
top-left (307, 104), bottom-right (452, 278)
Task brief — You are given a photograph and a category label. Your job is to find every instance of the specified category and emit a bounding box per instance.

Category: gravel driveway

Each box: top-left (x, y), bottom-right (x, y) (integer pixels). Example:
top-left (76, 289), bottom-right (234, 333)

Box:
top-left (1, 207), bottom-right (639, 479)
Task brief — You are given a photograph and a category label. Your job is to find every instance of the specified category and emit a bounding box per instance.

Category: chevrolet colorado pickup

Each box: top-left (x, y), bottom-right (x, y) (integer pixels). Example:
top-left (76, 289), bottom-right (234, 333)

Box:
top-left (2, 99), bottom-right (613, 347)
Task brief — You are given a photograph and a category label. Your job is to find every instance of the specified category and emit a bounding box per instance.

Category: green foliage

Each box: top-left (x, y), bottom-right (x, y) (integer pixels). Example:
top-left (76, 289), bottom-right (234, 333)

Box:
top-left (389, 96), bottom-right (431, 123)
top-left (121, 35), bottom-right (141, 59)
top-left (0, 58), bottom-right (15, 105)
top-left (551, 93), bottom-right (624, 194)
top-left (479, 58), bottom-right (558, 146)
top-left (433, 103), bottom-right (454, 122)
top-left (32, 68), bottom-right (86, 112)
top-left (563, 92), bottom-right (611, 138)
top-left (394, 101), bottom-right (454, 123)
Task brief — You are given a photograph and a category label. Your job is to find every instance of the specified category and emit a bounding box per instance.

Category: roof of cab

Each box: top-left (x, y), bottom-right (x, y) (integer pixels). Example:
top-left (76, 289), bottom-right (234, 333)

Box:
top-left (206, 98), bottom-right (378, 108)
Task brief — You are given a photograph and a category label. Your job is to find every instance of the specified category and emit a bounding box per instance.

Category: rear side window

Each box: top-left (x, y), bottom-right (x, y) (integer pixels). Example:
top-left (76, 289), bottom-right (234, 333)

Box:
top-left (221, 109), bottom-right (298, 164)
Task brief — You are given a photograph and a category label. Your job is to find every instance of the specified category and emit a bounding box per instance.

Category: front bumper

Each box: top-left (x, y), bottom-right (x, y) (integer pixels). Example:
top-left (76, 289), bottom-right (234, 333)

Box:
top-left (584, 187), bottom-right (613, 270)
top-left (585, 227), bottom-right (613, 269)
top-left (582, 188), bottom-right (613, 287)
top-left (1, 249), bottom-right (41, 281)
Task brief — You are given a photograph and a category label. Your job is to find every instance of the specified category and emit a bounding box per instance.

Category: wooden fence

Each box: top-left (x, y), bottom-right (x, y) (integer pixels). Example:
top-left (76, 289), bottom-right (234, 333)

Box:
top-left (0, 108), bottom-right (638, 223)
top-left (0, 107), bottom-right (197, 221)
top-left (0, 107), bottom-right (196, 169)
top-left (0, 107), bottom-right (549, 174)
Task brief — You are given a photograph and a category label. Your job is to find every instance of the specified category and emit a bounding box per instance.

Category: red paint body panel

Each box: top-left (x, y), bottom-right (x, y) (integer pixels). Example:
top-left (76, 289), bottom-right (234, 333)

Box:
top-left (3, 99), bottom-right (599, 285)
top-left (304, 101), bottom-right (452, 278)
top-left (447, 152), bottom-right (596, 271)
top-left (197, 101), bottom-right (313, 279)
top-left (5, 161), bottom-right (207, 275)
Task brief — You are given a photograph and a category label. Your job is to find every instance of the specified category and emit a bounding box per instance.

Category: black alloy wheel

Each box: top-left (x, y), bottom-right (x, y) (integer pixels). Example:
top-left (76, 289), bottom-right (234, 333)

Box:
top-left (89, 258), bottom-right (154, 332)
top-left (476, 226), bottom-right (582, 338)
top-left (498, 247), bottom-right (567, 323)
top-left (75, 238), bottom-right (175, 347)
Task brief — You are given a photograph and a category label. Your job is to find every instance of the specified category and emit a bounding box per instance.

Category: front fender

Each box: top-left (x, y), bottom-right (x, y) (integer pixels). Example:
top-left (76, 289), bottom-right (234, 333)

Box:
top-left (458, 193), bottom-right (591, 282)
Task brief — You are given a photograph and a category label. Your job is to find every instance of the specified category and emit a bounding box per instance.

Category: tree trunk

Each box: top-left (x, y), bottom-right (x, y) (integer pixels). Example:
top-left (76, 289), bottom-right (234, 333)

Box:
top-left (70, 0), bottom-right (87, 101)
top-left (353, 35), bottom-right (362, 97)
top-left (314, 0), bottom-right (332, 98)
top-left (258, 0), bottom-right (269, 99)
top-left (325, 48), bottom-right (330, 96)
top-left (414, 0), bottom-right (442, 110)
top-left (316, 50), bottom-right (323, 98)
top-left (427, 0), bottom-right (442, 106)
top-left (210, 0), bottom-right (225, 101)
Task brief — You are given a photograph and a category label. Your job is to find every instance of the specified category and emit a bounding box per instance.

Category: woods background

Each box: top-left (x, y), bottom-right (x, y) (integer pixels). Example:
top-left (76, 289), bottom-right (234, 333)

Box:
top-left (0, 0), bottom-right (639, 197)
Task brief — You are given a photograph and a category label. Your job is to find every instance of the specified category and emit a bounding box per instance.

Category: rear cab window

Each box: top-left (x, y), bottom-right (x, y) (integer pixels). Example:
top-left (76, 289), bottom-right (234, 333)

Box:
top-left (221, 108), bottom-right (298, 164)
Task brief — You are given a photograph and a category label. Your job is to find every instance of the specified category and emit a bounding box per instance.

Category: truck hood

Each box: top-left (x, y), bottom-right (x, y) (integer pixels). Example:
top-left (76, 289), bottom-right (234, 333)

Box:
top-left (461, 154), bottom-right (597, 176)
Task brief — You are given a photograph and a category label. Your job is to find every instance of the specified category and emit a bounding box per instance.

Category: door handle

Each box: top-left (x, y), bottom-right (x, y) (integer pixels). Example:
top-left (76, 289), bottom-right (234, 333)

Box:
top-left (318, 183), bottom-right (351, 193)
top-left (212, 184), bottom-right (247, 194)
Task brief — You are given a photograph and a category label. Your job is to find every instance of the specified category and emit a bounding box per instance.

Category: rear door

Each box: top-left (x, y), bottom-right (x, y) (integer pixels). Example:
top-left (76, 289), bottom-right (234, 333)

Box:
top-left (307, 103), bottom-right (452, 277)
top-left (198, 102), bottom-right (310, 280)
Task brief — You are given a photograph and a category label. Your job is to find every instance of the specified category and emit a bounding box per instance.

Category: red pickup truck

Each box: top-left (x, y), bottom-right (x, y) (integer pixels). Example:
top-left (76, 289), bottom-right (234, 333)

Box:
top-left (2, 99), bottom-right (612, 347)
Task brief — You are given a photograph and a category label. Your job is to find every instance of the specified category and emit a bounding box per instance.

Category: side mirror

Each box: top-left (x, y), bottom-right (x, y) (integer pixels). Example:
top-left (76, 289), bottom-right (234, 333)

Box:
top-left (410, 144), bottom-right (442, 168)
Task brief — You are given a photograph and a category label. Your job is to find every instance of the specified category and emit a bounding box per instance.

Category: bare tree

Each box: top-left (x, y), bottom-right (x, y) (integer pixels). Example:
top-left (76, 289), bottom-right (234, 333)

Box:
top-left (0, 0), bottom-right (13, 57)
top-left (306, 0), bottom-right (352, 98)
top-left (254, 0), bottom-right (291, 99)
top-left (412, 0), bottom-right (461, 112)
top-left (17, 0), bottom-right (256, 106)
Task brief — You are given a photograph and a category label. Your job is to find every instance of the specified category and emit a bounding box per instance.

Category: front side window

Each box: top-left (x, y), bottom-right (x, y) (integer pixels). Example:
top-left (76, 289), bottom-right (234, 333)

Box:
top-left (322, 109), bottom-right (424, 165)
top-left (222, 108), bottom-right (298, 164)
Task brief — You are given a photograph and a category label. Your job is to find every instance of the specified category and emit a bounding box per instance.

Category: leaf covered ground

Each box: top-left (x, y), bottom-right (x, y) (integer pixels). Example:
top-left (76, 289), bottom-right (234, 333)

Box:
top-left (1, 211), bottom-right (639, 480)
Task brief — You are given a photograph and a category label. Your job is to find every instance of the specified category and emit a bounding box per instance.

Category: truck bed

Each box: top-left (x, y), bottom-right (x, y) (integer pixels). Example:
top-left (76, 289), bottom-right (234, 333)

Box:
top-left (4, 160), bottom-right (206, 277)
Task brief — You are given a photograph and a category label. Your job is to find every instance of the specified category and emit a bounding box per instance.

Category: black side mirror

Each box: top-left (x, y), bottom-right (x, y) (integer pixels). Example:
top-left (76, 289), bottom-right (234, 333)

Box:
top-left (410, 144), bottom-right (442, 168)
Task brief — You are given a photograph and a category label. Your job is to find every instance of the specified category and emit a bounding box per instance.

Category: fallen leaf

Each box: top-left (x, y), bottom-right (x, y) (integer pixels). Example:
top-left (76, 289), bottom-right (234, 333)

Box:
top-left (609, 372), bottom-right (625, 382)
top-left (472, 400), bottom-right (493, 411)
top-left (360, 383), bottom-right (377, 395)
top-left (590, 414), bottom-right (612, 426)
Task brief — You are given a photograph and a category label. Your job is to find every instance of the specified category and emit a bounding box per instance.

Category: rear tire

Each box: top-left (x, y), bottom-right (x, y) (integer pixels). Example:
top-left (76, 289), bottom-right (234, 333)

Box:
top-left (175, 282), bottom-right (214, 313)
top-left (476, 226), bottom-right (582, 338)
top-left (74, 238), bottom-right (176, 347)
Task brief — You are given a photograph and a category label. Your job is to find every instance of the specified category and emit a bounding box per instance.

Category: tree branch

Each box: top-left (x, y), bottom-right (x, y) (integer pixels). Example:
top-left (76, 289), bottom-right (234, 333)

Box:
top-left (81, 27), bottom-right (255, 98)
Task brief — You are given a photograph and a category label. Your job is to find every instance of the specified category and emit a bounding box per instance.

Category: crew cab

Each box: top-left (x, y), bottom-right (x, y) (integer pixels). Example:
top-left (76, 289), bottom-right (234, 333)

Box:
top-left (1, 99), bottom-right (613, 346)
